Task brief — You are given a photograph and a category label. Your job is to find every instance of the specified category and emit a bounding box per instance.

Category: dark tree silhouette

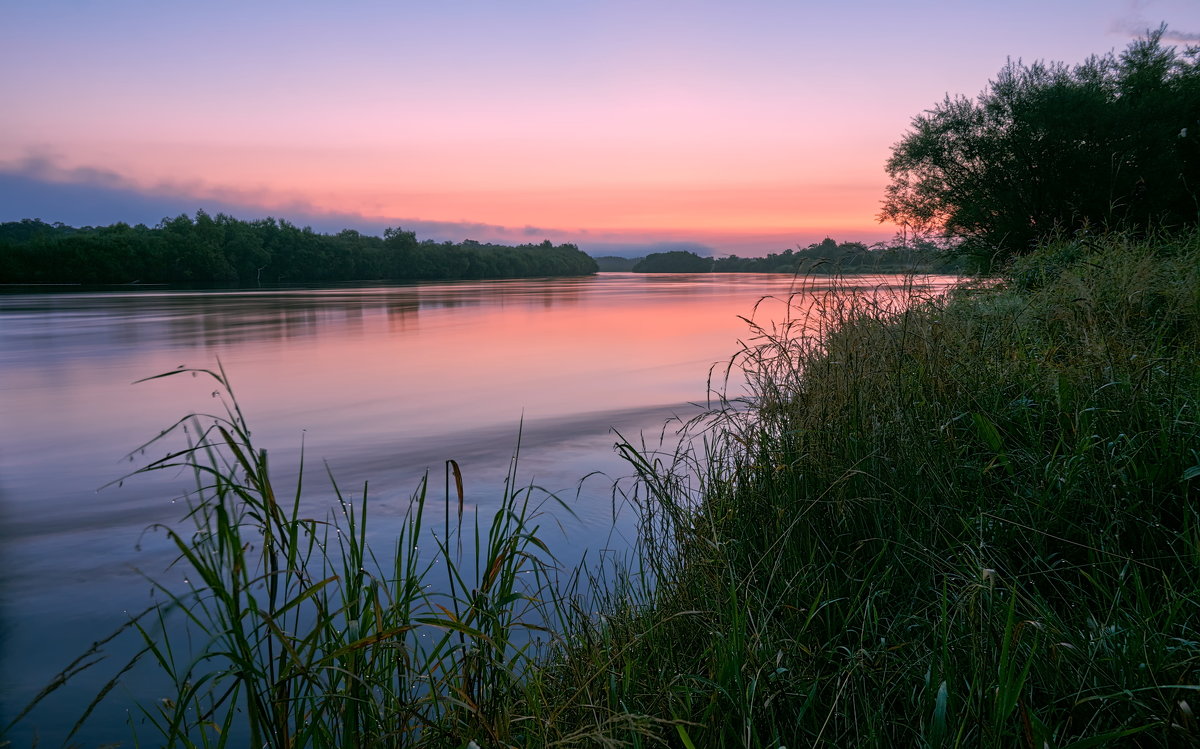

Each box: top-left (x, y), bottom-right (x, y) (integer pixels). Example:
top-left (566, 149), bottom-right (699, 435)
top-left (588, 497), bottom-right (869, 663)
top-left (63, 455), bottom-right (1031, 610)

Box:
top-left (632, 250), bottom-right (714, 273)
top-left (881, 27), bottom-right (1200, 264)
top-left (0, 214), bottom-right (598, 284)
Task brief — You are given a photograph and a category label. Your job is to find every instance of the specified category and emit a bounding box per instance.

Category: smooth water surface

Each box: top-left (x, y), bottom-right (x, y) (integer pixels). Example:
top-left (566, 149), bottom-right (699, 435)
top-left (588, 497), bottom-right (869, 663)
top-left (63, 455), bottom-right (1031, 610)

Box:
top-left (0, 272), bottom-right (954, 743)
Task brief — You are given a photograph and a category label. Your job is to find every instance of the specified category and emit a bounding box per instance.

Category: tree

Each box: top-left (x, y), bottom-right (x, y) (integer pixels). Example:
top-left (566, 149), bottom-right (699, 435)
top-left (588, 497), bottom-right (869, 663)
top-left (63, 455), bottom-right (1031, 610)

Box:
top-left (880, 27), bottom-right (1200, 263)
top-left (632, 250), bottom-right (713, 273)
top-left (0, 217), bottom-right (600, 284)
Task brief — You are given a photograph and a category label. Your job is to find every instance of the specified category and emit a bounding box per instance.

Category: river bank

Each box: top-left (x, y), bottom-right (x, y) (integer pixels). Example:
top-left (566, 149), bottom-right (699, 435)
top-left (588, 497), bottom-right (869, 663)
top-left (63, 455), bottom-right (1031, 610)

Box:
top-left (525, 230), bottom-right (1200, 747)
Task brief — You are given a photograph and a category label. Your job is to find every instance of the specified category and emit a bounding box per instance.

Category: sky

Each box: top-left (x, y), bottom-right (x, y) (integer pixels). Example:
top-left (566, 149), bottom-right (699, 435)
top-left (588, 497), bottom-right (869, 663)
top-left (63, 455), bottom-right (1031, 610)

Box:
top-left (2, 0), bottom-right (1198, 257)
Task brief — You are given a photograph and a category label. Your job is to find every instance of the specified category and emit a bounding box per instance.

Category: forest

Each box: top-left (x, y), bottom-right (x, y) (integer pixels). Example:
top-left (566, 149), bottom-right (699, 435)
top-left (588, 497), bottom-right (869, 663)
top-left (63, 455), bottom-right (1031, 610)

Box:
top-left (0, 213), bottom-right (598, 284)
top-left (630, 237), bottom-right (961, 273)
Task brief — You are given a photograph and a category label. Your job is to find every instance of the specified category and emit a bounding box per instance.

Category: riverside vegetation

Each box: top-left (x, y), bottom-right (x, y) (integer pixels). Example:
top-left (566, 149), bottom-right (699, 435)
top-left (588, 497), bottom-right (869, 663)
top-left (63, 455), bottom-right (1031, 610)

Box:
top-left (4, 230), bottom-right (1197, 747)
top-left (546, 230), bottom-right (1200, 747)
top-left (629, 239), bottom-right (961, 275)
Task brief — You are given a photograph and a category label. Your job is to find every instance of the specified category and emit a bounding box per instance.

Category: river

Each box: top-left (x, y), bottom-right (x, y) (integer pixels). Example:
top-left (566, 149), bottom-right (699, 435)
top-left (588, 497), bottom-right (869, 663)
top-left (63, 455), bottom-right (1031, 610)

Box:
top-left (0, 271), bottom-right (954, 745)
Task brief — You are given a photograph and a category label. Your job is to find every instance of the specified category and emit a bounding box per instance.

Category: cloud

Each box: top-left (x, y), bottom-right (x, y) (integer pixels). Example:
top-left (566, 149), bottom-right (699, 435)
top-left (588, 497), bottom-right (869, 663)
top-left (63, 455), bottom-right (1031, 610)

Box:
top-left (1116, 22), bottom-right (1200, 43)
top-left (0, 155), bottom-right (731, 251)
top-left (1110, 3), bottom-right (1199, 43)
top-left (0, 155), bottom-right (887, 257)
top-left (0, 155), bottom-right (548, 242)
top-left (0, 154), bottom-right (288, 227)
top-left (1161, 28), bottom-right (1200, 43)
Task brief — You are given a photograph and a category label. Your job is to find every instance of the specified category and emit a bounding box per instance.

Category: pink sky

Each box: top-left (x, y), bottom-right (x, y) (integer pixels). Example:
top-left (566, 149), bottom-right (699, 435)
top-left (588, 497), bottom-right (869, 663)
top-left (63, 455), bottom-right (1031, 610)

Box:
top-left (2, 0), bottom-right (1197, 255)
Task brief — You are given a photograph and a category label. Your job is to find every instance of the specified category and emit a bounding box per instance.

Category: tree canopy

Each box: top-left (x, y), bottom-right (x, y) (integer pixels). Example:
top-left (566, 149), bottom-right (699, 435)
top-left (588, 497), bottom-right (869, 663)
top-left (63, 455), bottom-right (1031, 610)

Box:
top-left (713, 237), bottom-right (954, 274)
top-left (880, 27), bottom-right (1200, 262)
top-left (631, 250), bottom-right (714, 273)
top-left (628, 239), bottom-right (957, 274)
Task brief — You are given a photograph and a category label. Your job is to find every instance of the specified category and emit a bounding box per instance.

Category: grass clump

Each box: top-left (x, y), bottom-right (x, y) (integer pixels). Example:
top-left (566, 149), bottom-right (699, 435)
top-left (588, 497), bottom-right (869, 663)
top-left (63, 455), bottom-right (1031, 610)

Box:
top-left (530, 231), bottom-right (1200, 747)
top-left (6, 364), bottom-right (589, 748)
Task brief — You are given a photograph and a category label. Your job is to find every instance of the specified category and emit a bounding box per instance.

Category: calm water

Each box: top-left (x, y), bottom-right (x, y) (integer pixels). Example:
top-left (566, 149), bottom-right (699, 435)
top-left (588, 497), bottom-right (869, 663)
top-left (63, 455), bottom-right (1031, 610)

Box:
top-left (0, 272), bottom-right (953, 744)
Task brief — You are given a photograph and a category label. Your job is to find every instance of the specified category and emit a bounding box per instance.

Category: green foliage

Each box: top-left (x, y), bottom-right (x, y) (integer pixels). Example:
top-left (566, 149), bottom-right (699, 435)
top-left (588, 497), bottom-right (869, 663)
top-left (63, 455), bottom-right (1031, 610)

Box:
top-left (0, 214), bottom-right (598, 284)
top-left (536, 230), bottom-right (1200, 746)
top-left (632, 250), bottom-right (714, 273)
top-left (713, 236), bottom-right (961, 274)
top-left (592, 255), bottom-right (641, 271)
top-left (622, 239), bottom-right (959, 276)
top-left (612, 241), bottom-right (957, 275)
top-left (881, 27), bottom-right (1200, 265)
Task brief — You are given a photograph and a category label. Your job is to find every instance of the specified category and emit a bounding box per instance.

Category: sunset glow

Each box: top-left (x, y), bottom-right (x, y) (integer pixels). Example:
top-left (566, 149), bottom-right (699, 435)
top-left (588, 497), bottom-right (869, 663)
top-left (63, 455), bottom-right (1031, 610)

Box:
top-left (2, 0), bottom-right (1197, 254)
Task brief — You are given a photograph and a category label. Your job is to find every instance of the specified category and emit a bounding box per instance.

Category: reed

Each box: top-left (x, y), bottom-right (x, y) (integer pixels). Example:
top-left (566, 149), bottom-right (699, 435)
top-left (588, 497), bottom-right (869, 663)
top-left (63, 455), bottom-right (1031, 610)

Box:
top-left (8, 362), bottom-right (581, 748)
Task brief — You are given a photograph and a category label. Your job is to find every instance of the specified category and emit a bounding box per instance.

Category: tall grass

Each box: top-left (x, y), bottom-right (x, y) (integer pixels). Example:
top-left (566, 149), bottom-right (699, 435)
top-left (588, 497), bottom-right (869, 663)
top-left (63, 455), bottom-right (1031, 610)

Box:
top-left (529, 231), bottom-right (1200, 746)
top-left (5, 363), bottom-right (592, 748)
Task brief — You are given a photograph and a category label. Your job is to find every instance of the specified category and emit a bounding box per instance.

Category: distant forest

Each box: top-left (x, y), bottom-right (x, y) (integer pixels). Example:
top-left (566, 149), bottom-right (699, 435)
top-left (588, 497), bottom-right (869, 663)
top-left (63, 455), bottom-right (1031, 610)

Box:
top-left (0, 213), bottom-right (598, 285)
top-left (628, 238), bottom-right (962, 274)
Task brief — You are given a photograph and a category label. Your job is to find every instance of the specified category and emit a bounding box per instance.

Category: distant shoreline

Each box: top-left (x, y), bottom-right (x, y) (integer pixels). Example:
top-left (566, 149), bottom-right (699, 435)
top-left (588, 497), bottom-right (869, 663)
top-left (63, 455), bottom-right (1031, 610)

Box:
top-left (0, 215), bottom-right (599, 285)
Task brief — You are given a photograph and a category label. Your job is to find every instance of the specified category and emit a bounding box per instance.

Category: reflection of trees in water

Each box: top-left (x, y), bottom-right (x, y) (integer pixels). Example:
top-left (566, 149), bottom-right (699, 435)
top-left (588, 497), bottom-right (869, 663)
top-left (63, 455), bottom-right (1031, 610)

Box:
top-left (413, 278), bottom-right (585, 312)
top-left (179, 291), bottom-right (421, 348)
top-left (0, 280), bottom-right (595, 363)
top-left (387, 296), bottom-right (418, 333)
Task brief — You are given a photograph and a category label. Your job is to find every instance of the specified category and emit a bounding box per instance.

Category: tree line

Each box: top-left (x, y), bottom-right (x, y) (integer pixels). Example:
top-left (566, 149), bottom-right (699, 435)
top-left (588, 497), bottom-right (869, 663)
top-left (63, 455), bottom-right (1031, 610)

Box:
top-left (0, 213), bottom-right (598, 285)
top-left (631, 238), bottom-right (961, 273)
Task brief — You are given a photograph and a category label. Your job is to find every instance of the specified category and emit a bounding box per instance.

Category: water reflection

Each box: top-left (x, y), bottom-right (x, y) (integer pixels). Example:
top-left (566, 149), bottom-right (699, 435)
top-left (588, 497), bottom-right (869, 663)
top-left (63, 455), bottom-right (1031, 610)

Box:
top-left (0, 278), bottom-right (598, 360)
top-left (0, 273), bottom-right (925, 365)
